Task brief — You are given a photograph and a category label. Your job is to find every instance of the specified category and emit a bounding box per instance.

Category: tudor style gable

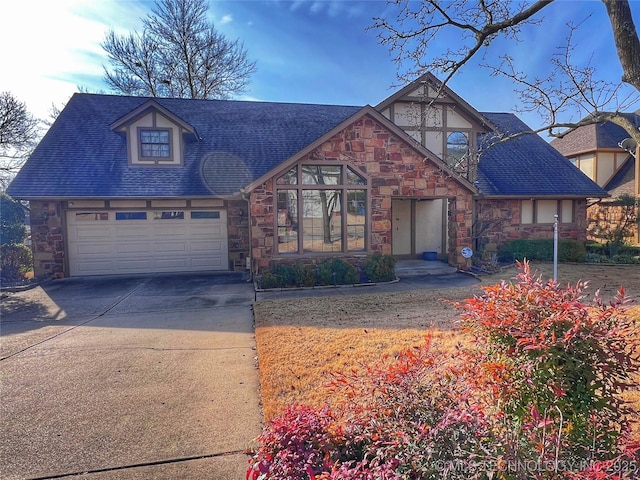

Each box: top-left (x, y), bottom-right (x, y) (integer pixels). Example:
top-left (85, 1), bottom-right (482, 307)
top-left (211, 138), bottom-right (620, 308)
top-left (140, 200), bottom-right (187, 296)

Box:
top-left (245, 106), bottom-right (477, 270)
top-left (376, 72), bottom-right (493, 181)
top-left (110, 100), bottom-right (198, 166)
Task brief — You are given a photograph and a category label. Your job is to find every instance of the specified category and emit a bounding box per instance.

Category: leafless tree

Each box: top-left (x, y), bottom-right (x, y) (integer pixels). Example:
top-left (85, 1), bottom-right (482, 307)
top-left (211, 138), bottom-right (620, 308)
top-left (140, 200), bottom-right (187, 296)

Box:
top-left (371, 0), bottom-right (640, 144)
top-left (0, 92), bottom-right (40, 189)
top-left (102, 0), bottom-right (256, 99)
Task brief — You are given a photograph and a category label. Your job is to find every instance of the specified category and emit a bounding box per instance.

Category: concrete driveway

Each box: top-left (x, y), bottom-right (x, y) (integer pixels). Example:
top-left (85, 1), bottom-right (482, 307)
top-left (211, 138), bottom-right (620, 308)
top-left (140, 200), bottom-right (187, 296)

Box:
top-left (0, 272), bottom-right (262, 480)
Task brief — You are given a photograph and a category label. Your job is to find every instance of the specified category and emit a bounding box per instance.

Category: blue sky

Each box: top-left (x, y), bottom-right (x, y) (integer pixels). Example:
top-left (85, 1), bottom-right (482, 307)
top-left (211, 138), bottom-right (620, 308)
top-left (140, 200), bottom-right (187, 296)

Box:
top-left (2, 0), bottom-right (638, 137)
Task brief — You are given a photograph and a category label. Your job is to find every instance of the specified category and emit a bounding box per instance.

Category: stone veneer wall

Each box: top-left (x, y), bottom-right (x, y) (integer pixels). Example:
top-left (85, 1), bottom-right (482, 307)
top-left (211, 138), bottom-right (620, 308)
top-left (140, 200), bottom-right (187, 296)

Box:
top-left (475, 199), bottom-right (588, 249)
top-left (226, 199), bottom-right (251, 270)
top-left (29, 200), bottom-right (65, 278)
top-left (249, 115), bottom-right (474, 272)
top-left (587, 201), bottom-right (639, 246)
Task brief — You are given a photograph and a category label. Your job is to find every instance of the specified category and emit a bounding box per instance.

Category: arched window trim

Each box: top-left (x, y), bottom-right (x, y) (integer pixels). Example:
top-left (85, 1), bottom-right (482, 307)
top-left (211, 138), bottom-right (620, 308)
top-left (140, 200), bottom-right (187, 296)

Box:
top-left (445, 131), bottom-right (470, 167)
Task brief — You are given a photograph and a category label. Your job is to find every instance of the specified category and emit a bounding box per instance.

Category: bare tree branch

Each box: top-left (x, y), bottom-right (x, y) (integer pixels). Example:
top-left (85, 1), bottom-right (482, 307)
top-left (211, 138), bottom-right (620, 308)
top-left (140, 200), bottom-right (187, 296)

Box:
top-left (371, 0), bottom-right (640, 142)
top-left (102, 0), bottom-right (256, 99)
top-left (371, 1), bottom-right (552, 84)
top-left (0, 92), bottom-right (41, 188)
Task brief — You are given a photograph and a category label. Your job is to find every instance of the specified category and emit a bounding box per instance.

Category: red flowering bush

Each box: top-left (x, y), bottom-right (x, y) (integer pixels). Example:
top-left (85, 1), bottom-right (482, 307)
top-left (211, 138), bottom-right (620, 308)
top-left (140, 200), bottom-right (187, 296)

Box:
top-left (248, 261), bottom-right (640, 479)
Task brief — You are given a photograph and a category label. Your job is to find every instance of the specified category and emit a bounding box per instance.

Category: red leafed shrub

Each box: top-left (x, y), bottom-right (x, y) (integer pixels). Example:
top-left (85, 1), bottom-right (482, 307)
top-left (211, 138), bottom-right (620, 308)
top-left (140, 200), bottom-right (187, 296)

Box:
top-left (325, 340), bottom-right (498, 479)
top-left (248, 261), bottom-right (640, 479)
top-left (249, 340), bottom-right (499, 479)
top-left (246, 404), bottom-right (340, 480)
top-left (456, 260), bottom-right (640, 463)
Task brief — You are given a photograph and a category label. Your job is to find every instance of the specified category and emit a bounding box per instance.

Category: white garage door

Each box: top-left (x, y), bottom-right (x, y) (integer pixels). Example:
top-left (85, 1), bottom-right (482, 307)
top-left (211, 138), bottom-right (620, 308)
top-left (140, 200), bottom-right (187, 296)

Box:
top-left (66, 209), bottom-right (228, 276)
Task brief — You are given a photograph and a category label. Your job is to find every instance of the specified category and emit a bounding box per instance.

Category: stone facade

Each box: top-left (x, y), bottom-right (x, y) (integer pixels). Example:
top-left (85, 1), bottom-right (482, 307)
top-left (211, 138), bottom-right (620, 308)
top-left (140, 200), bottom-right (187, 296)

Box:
top-left (226, 199), bottom-right (251, 270)
top-left (29, 200), bottom-right (65, 278)
top-left (587, 200), bottom-right (640, 246)
top-left (249, 115), bottom-right (475, 272)
top-left (474, 198), bottom-right (589, 249)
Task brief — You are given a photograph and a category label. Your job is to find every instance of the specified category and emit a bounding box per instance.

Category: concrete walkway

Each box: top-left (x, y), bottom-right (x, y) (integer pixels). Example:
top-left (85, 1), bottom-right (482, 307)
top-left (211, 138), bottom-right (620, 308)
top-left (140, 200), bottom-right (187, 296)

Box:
top-left (0, 272), bottom-right (261, 480)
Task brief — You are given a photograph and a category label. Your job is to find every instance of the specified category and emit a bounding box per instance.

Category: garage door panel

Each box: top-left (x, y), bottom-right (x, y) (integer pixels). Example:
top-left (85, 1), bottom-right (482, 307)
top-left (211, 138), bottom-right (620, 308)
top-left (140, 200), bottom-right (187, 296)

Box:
top-left (73, 225), bottom-right (112, 240)
top-left (74, 259), bottom-right (116, 275)
top-left (154, 257), bottom-right (190, 270)
top-left (154, 225), bottom-right (188, 237)
top-left (191, 224), bottom-right (223, 236)
top-left (115, 259), bottom-right (154, 272)
top-left (67, 209), bottom-right (228, 276)
top-left (154, 242), bottom-right (188, 253)
top-left (189, 256), bottom-right (224, 269)
top-left (75, 243), bottom-right (115, 255)
top-left (115, 225), bottom-right (154, 238)
top-left (115, 242), bottom-right (152, 254)
top-left (190, 240), bottom-right (222, 253)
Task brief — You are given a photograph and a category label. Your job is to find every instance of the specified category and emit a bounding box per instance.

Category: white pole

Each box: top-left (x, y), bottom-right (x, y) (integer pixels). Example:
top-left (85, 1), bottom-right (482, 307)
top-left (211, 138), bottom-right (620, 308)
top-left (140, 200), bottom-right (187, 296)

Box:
top-left (553, 214), bottom-right (558, 282)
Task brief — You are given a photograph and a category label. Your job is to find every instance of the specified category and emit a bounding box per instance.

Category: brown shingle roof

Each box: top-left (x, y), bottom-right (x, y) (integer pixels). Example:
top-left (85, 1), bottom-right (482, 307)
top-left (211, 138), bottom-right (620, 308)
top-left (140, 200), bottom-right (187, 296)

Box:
top-left (551, 112), bottom-right (640, 156)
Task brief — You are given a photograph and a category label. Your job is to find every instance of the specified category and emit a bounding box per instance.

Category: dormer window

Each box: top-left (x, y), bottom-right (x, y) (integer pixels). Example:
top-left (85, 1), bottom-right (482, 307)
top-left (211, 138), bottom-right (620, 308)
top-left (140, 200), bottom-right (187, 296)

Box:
top-left (139, 128), bottom-right (172, 159)
top-left (110, 100), bottom-right (198, 167)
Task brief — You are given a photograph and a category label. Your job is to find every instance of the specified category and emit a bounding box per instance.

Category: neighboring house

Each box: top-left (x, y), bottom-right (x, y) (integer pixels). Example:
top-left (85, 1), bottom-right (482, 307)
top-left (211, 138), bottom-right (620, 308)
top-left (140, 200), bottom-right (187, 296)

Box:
top-left (7, 73), bottom-right (607, 278)
top-left (551, 113), bottom-right (640, 245)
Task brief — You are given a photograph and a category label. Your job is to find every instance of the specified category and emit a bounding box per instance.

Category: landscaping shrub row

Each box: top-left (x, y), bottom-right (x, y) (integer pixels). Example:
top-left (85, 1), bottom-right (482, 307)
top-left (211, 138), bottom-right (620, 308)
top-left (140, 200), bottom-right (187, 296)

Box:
top-left (584, 242), bottom-right (640, 263)
top-left (257, 254), bottom-right (397, 289)
top-left (497, 239), bottom-right (588, 263)
top-left (497, 239), bottom-right (640, 264)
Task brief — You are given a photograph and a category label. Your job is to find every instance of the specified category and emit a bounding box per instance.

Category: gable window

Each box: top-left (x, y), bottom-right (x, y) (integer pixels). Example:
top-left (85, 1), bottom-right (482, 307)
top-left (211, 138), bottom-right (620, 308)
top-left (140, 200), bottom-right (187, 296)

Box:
top-left (139, 129), bottom-right (171, 159)
top-left (276, 164), bottom-right (368, 254)
top-left (445, 131), bottom-right (469, 168)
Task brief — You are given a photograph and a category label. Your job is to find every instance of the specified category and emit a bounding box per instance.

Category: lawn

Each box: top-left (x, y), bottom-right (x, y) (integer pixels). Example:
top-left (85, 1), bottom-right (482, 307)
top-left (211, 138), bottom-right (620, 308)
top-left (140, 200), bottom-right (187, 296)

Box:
top-left (253, 262), bottom-right (640, 425)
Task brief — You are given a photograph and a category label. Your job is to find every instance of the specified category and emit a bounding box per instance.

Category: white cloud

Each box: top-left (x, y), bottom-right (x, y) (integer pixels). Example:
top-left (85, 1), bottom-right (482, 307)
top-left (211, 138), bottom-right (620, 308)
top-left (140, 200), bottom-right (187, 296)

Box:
top-left (0, 0), bottom-right (150, 120)
top-left (220, 14), bottom-right (233, 24)
top-left (0, 0), bottom-right (127, 119)
top-left (308, 2), bottom-right (321, 14)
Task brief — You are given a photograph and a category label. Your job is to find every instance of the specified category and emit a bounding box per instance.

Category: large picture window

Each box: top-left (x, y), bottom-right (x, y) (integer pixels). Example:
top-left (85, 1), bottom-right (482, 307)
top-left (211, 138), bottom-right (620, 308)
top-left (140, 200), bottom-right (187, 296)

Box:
top-left (275, 164), bottom-right (368, 254)
top-left (277, 190), bottom-right (298, 253)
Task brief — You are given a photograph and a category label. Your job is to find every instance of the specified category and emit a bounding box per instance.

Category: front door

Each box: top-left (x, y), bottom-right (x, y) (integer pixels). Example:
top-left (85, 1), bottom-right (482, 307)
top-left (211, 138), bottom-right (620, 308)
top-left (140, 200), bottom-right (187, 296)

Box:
top-left (392, 199), bottom-right (412, 255)
top-left (392, 198), bottom-right (447, 257)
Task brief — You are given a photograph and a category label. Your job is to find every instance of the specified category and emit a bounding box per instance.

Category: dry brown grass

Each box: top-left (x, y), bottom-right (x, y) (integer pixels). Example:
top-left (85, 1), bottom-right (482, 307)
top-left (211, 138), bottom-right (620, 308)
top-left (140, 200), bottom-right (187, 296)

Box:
top-left (254, 262), bottom-right (640, 426)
